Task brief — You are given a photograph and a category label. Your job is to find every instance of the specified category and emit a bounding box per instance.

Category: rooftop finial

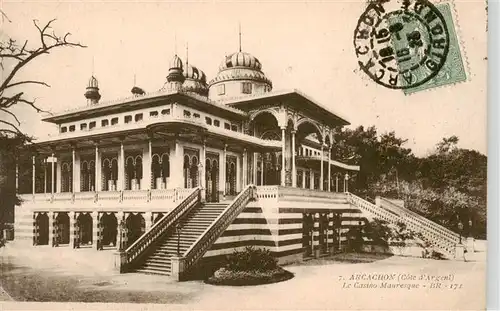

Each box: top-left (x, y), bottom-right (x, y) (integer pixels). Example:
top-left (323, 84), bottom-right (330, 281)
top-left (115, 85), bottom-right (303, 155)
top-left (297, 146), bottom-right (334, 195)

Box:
top-left (238, 22), bottom-right (242, 52)
top-left (186, 42), bottom-right (189, 67)
top-left (174, 33), bottom-right (177, 55)
top-left (133, 73), bottom-right (136, 86)
top-left (91, 56), bottom-right (95, 76)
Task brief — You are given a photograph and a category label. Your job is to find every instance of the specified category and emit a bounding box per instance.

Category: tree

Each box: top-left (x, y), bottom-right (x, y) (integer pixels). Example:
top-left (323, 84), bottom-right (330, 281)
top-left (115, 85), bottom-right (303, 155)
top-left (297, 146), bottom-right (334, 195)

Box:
top-left (436, 135), bottom-right (459, 154)
top-left (0, 19), bottom-right (85, 238)
top-left (1, 19), bottom-right (86, 135)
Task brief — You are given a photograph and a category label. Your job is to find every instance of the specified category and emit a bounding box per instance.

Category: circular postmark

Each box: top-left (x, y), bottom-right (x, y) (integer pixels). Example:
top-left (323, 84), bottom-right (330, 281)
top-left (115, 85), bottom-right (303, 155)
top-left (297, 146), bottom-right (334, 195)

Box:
top-left (353, 0), bottom-right (450, 89)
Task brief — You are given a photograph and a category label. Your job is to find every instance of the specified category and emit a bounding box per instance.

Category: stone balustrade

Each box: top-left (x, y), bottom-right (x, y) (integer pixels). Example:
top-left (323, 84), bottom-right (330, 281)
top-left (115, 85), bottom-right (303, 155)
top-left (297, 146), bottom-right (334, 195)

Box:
top-left (254, 185), bottom-right (348, 201)
top-left (20, 188), bottom-right (188, 205)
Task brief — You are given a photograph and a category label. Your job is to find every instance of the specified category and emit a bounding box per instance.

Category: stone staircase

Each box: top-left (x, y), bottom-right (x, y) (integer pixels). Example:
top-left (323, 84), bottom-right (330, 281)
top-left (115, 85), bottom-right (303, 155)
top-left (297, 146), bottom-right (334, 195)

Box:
top-left (346, 192), bottom-right (460, 258)
top-left (135, 202), bottom-right (228, 275)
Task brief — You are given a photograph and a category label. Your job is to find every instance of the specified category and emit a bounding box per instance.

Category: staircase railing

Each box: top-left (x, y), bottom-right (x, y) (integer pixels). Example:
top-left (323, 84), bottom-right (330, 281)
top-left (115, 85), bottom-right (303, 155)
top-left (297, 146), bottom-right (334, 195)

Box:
top-left (119, 187), bottom-right (201, 271)
top-left (378, 197), bottom-right (460, 243)
top-left (347, 193), bottom-right (401, 224)
top-left (347, 192), bottom-right (457, 257)
top-left (182, 184), bottom-right (256, 274)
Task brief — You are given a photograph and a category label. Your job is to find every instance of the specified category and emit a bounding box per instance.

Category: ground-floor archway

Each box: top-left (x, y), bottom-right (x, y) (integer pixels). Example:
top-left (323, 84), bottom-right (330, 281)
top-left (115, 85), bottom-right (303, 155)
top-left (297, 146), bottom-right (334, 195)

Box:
top-left (100, 213), bottom-right (117, 248)
top-left (55, 212), bottom-right (70, 245)
top-left (303, 213), bottom-right (314, 257)
top-left (76, 213), bottom-right (93, 246)
top-left (34, 213), bottom-right (49, 246)
top-left (126, 213), bottom-right (145, 247)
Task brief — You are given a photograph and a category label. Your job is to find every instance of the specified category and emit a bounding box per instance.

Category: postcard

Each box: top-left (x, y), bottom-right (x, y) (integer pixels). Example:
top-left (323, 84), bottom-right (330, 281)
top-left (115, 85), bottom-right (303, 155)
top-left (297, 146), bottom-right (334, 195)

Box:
top-left (0, 0), bottom-right (488, 310)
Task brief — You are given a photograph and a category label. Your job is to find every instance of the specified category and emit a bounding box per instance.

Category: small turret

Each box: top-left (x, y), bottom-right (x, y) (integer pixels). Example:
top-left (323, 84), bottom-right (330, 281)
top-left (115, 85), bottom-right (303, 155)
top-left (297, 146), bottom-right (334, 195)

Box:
top-left (84, 76), bottom-right (101, 105)
top-left (164, 54), bottom-right (185, 91)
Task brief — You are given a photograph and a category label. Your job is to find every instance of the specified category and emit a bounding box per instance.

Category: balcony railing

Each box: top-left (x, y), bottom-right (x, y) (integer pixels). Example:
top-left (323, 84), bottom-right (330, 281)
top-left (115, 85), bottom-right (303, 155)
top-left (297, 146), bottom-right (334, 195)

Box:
top-left (254, 185), bottom-right (348, 201)
top-left (19, 188), bottom-right (190, 204)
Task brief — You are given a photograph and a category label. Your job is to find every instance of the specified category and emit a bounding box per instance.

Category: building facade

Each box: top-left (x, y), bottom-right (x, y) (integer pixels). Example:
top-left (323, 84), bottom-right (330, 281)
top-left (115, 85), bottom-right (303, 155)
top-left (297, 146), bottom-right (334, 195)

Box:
top-left (13, 46), bottom-right (459, 279)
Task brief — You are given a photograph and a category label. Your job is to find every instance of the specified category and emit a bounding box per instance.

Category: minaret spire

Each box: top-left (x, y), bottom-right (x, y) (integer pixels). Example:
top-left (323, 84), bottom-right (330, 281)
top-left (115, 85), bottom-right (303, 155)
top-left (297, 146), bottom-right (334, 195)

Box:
top-left (91, 56), bottom-right (95, 76)
top-left (174, 33), bottom-right (177, 56)
top-left (186, 42), bottom-right (189, 67)
top-left (238, 22), bottom-right (242, 52)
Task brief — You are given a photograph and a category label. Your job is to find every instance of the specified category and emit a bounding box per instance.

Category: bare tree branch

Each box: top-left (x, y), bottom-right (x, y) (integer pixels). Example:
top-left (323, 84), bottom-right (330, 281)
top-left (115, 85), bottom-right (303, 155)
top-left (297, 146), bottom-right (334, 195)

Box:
top-left (5, 80), bottom-right (50, 90)
top-left (0, 19), bottom-right (85, 136)
top-left (0, 108), bottom-right (21, 126)
top-left (0, 119), bottom-right (22, 134)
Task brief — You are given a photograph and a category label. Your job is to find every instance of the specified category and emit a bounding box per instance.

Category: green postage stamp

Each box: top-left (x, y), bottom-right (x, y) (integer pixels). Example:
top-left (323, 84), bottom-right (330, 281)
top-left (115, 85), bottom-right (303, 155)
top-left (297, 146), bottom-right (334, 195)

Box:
top-left (402, 2), bottom-right (467, 94)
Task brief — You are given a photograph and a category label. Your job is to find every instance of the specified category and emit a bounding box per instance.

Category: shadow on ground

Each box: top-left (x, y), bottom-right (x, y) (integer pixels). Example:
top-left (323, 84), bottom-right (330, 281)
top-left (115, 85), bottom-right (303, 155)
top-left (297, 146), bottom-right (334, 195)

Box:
top-left (289, 252), bottom-right (393, 267)
top-left (0, 261), bottom-right (200, 303)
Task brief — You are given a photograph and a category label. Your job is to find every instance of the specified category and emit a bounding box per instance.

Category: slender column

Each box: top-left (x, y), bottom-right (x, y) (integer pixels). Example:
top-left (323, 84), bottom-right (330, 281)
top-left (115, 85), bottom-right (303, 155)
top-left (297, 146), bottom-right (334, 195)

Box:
top-left (335, 175), bottom-right (339, 192)
top-left (69, 211), bottom-right (76, 248)
top-left (221, 144), bottom-right (227, 196)
top-left (327, 148), bottom-right (332, 192)
top-left (200, 140), bottom-right (206, 201)
top-left (119, 141), bottom-right (125, 191)
top-left (56, 157), bottom-right (61, 193)
top-left (281, 127), bottom-right (286, 186)
top-left (92, 211), bottom-right (100, 250)
top-left (48, 211), bottom-right (55, 247)
top-left (260, 153), bottom-right (264, 186)
top-left (72, 147), bottom-right (76, 193)
top-left (309, 169), bottom-right (314, 190)
top-left (291, 130), bottom-right (296, 187)
top-left (170, 138), bottom-right (183, 189)
top-left (32, 155), bottom-right (36, 195)
top-left (144, 139), bottom-right (152, 190)
top-left (116, 211), bottom-right (124, 250)
top-left (44, 159), bottom-right (47, 193)
top-left (242, 148), bottom-right (248, 188)
top-left (302, 169), bottom-right (306, 189)
top-left (320, 145), bottom-right (324, 191)
top-left (95, 144), bottom-right (101, 192)
top-left (313, 213), bottom-right (320, 258)
top-left (253, 152), bottom-right (258, 185)
top-left (144, 211), bottom-right (152, 231)
top-left (344, 173), bottom-right (349, 192)
top-left (51, 152), bottom-right (55, 195)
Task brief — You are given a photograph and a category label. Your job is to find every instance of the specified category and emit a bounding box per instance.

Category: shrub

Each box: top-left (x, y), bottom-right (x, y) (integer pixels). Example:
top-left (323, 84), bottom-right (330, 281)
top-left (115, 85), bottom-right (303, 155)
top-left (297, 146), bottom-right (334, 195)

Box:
top-left (207, 267), bottom-right (294, 286)
top-left (346, 227), bottom-right (365, 252)
top-left (430, 250), bottom-right (445, 260)
top-left (224, 246), bottom-right (278, 272)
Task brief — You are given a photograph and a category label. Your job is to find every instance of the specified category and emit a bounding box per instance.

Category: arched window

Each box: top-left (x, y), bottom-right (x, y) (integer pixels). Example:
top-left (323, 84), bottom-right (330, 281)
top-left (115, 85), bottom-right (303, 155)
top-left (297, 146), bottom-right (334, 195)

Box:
top-left (125, 155), bottom-right (142, 190)
top-left (152, 153), bottom-right (170, 189)
top-left (61, 161), bottom-right (72, 192)
top-left (80, 160), bottom-right (95, 192)
top-left (102, 157), bottom-right (118, 191)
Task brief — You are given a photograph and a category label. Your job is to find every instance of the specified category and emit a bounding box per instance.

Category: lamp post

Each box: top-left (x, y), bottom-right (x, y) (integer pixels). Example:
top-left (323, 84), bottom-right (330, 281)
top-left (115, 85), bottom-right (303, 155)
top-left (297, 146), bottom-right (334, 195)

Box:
top-left (458, 222), bottom-right (463, 244)
top-left (468, 219), bottom-right (473, 238)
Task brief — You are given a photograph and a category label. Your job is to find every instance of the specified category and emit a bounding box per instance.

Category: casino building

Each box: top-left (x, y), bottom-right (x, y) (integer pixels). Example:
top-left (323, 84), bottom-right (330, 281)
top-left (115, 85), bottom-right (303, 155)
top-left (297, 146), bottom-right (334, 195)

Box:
top-left (13, 41), bottom-right (461, 280)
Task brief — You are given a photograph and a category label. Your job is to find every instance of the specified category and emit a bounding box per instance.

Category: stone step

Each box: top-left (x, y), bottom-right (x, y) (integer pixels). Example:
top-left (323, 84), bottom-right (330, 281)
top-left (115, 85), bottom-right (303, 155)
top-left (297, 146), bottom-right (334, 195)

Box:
top-left (147, 256), bottom-right (172, 262)
top-left (142, 262), bottom-right (171, 270)
top-left (157, 245), bottom-right (190, 252)
top-left (136, 266), bottom-right (171, 275)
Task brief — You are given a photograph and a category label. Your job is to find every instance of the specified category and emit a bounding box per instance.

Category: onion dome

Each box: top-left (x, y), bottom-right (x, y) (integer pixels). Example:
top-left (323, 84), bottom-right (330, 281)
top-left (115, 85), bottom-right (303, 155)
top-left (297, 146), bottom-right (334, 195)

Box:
top-left (219, 51), bottom-right (262, 71)
top-left (167, 54), bottom-right (185, 83)
top-left (209, 51), bottom-right (272, 89)
top-left (182, 64), bottom-right (208, 96)
top-left (84, 75), bottom-right (101, 105)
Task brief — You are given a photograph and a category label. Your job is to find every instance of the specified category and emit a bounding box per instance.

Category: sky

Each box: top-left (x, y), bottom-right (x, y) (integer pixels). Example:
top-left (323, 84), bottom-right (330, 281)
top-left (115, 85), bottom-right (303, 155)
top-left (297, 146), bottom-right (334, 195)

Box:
top-left (1, 0), bottom-right (488, 156)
